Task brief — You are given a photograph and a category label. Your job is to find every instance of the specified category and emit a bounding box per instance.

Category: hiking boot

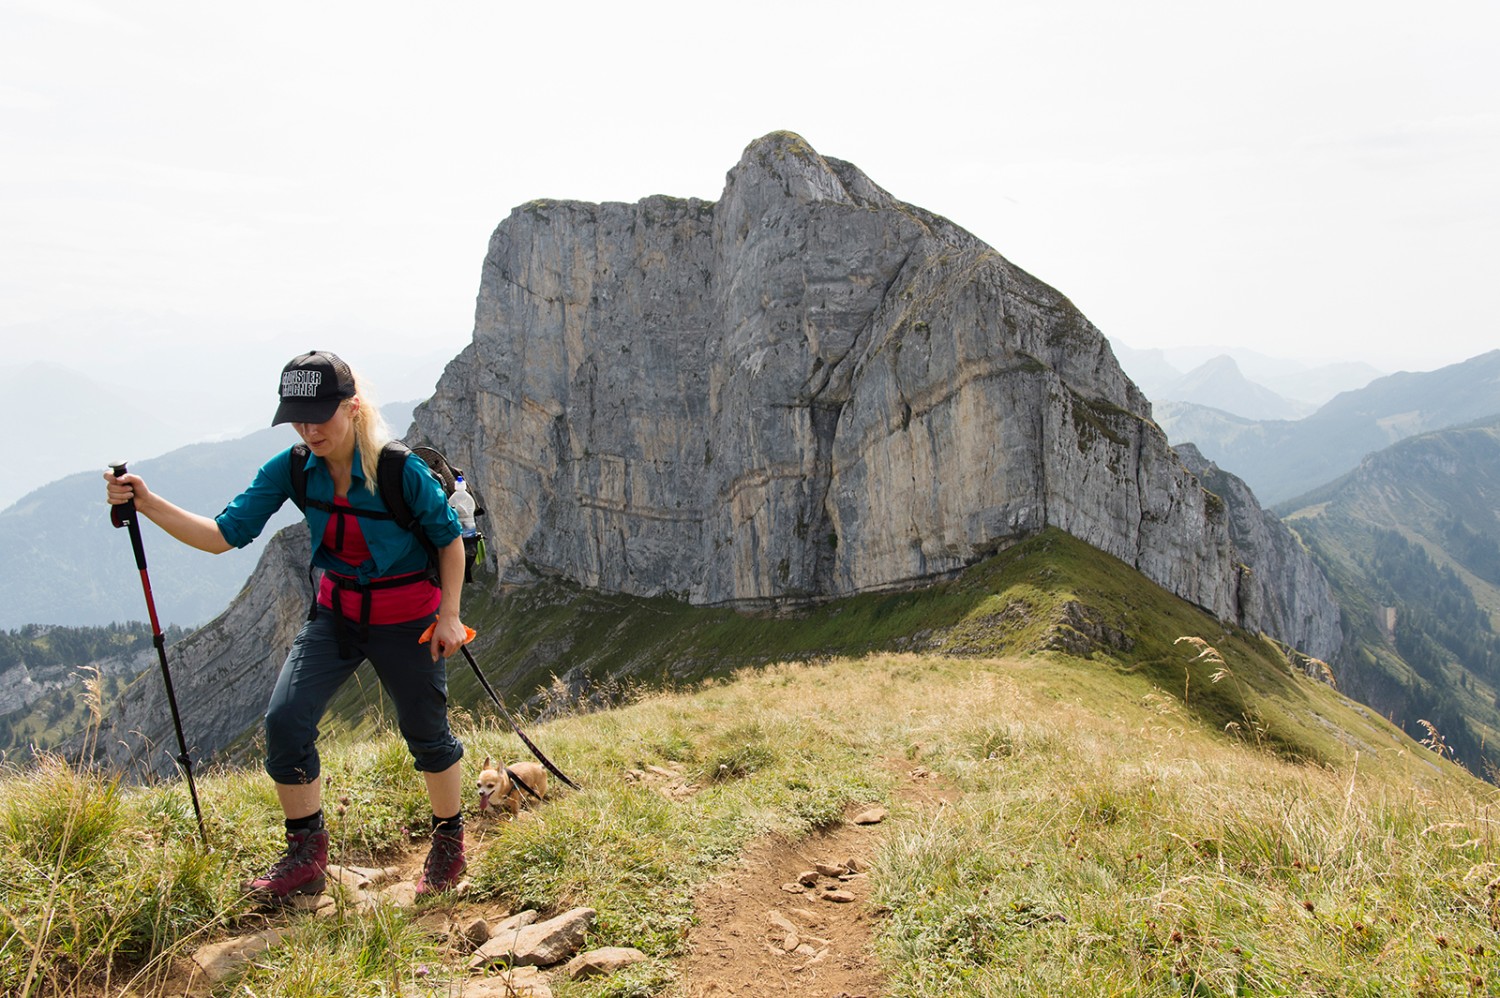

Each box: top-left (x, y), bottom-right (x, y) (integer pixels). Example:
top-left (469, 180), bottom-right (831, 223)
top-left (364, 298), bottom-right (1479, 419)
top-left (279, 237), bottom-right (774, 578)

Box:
top-left (244, 827), bottom-right (328, 901)
top-left (415, 827), bottom-right (466, 896)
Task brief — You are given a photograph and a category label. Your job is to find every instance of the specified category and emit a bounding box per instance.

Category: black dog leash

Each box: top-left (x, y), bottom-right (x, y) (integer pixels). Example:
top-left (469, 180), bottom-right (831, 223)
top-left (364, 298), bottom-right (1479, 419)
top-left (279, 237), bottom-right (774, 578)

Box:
top-left (504, 766), bottom-right (545, 802)
top-left (457, 643), bottom-right (581, 792)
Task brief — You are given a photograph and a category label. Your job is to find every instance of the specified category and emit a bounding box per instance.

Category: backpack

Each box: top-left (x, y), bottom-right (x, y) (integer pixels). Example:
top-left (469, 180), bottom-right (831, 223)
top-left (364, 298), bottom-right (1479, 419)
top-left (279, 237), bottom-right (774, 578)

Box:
top-left (287, 441), bottom-right (486, 584)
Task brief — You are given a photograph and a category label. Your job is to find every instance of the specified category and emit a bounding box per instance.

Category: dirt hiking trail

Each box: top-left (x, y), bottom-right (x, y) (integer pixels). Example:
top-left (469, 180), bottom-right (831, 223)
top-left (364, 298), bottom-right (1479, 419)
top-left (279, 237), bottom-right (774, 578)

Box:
top-left (139, 763), bottom-right (955, 997)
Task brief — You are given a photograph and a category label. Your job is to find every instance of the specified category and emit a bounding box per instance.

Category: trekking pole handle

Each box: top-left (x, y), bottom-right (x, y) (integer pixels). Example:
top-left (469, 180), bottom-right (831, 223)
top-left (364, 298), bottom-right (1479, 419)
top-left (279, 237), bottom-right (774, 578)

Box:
top-left (109, 462), bottom-right (133, 517)
top-left (109, 463), bottom-right (148, 569)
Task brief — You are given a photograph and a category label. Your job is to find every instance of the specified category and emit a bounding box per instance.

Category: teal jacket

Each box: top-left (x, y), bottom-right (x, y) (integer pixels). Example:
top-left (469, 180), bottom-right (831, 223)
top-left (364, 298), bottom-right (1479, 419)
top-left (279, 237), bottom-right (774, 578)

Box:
top-left (215, 445), bottom-right (462, 584)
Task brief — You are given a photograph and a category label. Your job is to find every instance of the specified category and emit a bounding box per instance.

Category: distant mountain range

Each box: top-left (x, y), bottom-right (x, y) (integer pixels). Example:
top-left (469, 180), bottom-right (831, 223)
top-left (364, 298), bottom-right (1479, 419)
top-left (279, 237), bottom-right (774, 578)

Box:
top-left (0, 401), bottom-right (416, 629)
top-left (0, 361), bottom-right (202, 512)
top-left (1111, 341), bottom-right (1386, 414)
top-left (1149, 350), bottom-right (1500, 505)
top-left (1156, 355), bottom-right (1314, 421)
top-left (1107, 345), bottom-right (1500, 778)
top-left (0, 346), bottom-right (455, 511)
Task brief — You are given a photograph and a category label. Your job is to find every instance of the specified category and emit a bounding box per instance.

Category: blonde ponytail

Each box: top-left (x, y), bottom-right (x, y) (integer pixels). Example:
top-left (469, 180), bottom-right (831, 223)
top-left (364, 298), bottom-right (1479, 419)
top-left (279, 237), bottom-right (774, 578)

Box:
top-left (349, 372), bottom-right (391, 495)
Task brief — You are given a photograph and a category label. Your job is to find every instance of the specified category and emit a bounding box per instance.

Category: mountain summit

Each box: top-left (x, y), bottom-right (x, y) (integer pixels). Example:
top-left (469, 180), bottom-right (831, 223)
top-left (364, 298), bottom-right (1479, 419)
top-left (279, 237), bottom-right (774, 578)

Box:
top-left (415, 131), bottom-right (1336, 657)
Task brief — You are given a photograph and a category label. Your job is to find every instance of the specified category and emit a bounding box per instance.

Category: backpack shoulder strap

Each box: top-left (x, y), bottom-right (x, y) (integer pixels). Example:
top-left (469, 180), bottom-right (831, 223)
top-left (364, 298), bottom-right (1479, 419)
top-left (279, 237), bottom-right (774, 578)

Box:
top-left (377, 441), bottom-right (441, 572)
top-left (288, 443), bottom-right (368, 516)
top-left (288, 444), bottom-right (311, 512)
top-left (376, 440), bottom-right (416, 530)
top-left (287, 443), bottom-right (320, 626)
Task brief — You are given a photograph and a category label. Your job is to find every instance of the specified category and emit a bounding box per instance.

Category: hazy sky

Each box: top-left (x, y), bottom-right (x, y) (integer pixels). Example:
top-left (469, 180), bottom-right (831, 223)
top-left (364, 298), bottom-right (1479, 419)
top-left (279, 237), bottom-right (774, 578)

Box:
top-left (3, 0), bottom-right (1497, 493)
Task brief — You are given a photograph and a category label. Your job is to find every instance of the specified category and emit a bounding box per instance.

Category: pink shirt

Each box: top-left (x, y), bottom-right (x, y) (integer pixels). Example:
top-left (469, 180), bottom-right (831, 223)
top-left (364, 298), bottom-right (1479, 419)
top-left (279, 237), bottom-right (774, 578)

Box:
top-left (316, 497), bottom-right (441, 624)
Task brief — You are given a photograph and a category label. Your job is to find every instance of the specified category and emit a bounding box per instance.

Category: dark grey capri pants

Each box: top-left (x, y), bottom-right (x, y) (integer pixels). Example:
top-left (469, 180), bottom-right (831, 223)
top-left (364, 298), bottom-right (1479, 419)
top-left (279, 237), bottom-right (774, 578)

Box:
top-left (263, 612), bottom-right (464, 785)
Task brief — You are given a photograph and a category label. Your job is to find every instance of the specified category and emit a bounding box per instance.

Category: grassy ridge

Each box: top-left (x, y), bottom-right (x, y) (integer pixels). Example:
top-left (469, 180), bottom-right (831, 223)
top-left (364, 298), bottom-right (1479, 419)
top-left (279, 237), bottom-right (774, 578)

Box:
top-left (3, 531), bottom-right (1495, 996)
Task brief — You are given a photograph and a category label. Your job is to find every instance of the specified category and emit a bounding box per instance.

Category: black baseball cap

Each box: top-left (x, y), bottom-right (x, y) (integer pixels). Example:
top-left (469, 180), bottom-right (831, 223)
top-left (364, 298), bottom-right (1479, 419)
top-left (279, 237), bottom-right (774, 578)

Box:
top-left (272, 350), bottom-right (356, 426)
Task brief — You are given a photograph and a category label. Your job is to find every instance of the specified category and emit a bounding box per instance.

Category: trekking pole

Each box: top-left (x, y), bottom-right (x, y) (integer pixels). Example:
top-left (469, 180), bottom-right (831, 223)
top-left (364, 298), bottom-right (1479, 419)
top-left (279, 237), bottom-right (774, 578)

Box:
top-left (109, 463), bottom-right (209, 846)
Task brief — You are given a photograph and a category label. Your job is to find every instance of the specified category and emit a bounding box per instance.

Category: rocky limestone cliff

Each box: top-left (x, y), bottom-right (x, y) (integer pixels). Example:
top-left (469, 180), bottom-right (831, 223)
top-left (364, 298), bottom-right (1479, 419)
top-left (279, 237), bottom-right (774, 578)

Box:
top-left (83, 527), bottom-right (312, 777)
top-left (416, 131), bottom-right (1339, 658)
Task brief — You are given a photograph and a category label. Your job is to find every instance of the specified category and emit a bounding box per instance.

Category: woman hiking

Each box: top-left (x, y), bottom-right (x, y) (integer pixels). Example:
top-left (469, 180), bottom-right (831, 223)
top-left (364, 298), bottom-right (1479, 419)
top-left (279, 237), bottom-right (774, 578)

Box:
top-left (104, 349), bottom-right (470, 899)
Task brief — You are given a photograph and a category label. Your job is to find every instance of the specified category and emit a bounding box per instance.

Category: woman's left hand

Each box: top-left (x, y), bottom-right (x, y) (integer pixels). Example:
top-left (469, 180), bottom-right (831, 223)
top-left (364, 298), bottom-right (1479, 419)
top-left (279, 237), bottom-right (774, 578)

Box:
top-left (427, 615), bottom-right (472, 662)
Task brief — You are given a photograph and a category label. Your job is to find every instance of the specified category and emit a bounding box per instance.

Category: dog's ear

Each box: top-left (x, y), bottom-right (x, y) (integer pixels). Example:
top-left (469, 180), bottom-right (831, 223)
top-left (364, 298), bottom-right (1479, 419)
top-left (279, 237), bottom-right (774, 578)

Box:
top-left (483, 756), bottom-right (492, 769)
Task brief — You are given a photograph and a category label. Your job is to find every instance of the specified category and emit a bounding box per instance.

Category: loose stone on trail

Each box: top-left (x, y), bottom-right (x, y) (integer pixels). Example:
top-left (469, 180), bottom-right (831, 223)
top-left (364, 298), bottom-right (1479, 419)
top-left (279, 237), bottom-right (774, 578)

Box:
top-left (191, 928), bottom-right (290, 982)
top-left (565, 946), bottom-right (648, 980)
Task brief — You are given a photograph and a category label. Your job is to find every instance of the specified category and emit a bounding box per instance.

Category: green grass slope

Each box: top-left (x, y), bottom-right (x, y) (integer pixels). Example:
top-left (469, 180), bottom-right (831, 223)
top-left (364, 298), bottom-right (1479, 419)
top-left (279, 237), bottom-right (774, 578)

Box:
top-left (295, 528), bottom-right (1365, 774)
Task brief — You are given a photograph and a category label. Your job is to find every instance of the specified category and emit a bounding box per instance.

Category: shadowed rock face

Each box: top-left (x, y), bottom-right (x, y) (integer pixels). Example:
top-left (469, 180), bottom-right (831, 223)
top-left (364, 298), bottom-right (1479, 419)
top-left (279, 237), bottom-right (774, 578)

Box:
top-left (416, 131), bottom-right (1340, 660)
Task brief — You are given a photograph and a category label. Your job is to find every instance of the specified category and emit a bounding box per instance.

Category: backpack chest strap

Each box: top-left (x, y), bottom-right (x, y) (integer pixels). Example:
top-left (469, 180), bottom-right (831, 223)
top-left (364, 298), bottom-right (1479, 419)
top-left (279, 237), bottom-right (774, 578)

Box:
top-left (299, 496), bottom-right (397, 521)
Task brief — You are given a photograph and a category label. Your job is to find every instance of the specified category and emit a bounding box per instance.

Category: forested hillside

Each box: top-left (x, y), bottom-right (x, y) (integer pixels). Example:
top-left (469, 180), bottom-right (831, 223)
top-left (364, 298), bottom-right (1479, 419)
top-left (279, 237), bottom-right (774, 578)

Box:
top-left (0, 621), bottom-right (186, 755)
top-left (1281, 417), bottom-right (1500, 779)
